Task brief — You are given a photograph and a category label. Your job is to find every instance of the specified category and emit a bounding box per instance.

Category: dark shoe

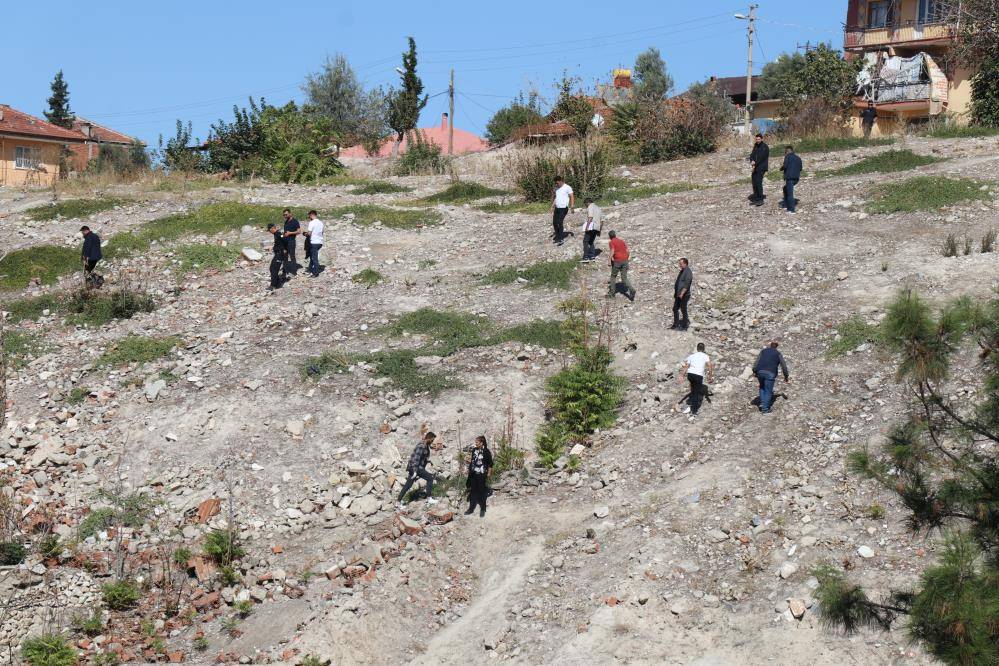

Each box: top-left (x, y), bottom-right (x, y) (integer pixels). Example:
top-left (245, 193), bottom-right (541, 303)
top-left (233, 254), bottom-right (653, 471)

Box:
top-left (626, 289), bottom-right (636, 302)
top-left (479, 508), bottom-right (486, 517)
top-left (669, 324), bottom-right (678, 330)
top-left (464, 507), bottom-right (475, 515)
top-left (753, 200), bottom-right (765, 207)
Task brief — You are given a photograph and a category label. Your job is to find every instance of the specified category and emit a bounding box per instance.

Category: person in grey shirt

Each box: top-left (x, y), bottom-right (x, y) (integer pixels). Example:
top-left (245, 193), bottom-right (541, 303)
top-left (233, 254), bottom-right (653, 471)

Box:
top-left (671, 257), bottom-right (692, 331)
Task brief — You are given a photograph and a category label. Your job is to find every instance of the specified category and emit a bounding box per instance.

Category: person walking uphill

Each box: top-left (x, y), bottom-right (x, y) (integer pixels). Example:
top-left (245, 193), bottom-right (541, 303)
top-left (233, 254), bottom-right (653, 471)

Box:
top-left (551, 176), bottom-right (574, 246)
top-left (580, 197), bottom-right (602, 262)
top-left (465, 435), bottom-right (494, 517)
top-left (606, 230), bottom-right (636, 302)
top-left (398, 432), bottom-right (438, 505)
top-left (780, 146), bottom-right (803, 214)
top-left (304, 210), bottom-right (324, 277)
top-left (749, 133), bottom-right (769, 206)
top-left (671, 257), bottom-right (692, 331)
top-left (266, 223), bottom-right (287, 290)
top-left (281, 208), bottom-right (301, 273)
top-left (753, 340), bottom-right (790, 413)
top-left (679, 342), bottom-right (713, 418)
top-left (80, 226), bottom-right (103, 288)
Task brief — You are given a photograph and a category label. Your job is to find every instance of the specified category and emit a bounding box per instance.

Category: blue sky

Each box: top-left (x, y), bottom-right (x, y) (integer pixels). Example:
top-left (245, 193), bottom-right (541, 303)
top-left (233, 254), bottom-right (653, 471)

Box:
top-left (7, 1), bottom-right (846, 147)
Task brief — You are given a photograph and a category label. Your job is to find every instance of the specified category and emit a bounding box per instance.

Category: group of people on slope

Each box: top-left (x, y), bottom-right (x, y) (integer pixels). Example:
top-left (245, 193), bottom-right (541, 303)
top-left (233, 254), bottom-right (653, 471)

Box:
top-left (266, 208), bottom-right (325, 290)
top-left (397, 431), bottom-right (494, 517)
top-left (679, 339), bottom-right (791, 418)
top-left (748, 134), bottom-right (804, 213)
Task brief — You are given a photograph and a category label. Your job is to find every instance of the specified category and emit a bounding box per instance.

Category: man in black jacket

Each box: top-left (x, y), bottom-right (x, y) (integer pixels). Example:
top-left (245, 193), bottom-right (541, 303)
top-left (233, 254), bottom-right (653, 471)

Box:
top-left (860, 102), bottom-right (877, 139)
top-left (80, 226), bottom-right (103, 288)
top-left (780, 146), bottom-right (803, 214)
top-left (752, 340), bottom-right (790, 413)
top-left (281, 208), bottom-right (301, 274)
top-left (749, 133), bottom-right (769, 206)
top-left (671, 257), bottom-right (692, 331)
top-left (267, 223), bottom-right (287, 290)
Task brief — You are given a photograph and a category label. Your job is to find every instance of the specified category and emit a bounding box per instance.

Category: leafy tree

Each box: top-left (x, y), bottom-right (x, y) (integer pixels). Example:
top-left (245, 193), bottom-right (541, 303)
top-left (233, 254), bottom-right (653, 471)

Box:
top-left (684, 79), bottom-right (741, 127)
top-left (633, 47), bottom-right (674, 102)
top-left (970, 53), bottom-right (999, 126)
top-left (205, 100), bottom-right (265, 174)
top-left (757, 52), bottom-right (807, 100)
top-left (387, 37), bottom-right (428, 155)
top-left (485, 92), bottom-right (545, 145)
top-left (303, 54), bottom-right (390, 148)
top-left (158, 120), bottom-right (204, 173)
top-left (549, 75), bottom-right (593, 139)
top-left (817, 290), bottom-right (999, 665)
top-left (609, 100), bottom-right (639, 151)
top-left (952, 0), bottom-right (999, 69)
top-left (44, 70), bottom-right (74, 129)
top-left (256, 101), bottom-right (344, 183)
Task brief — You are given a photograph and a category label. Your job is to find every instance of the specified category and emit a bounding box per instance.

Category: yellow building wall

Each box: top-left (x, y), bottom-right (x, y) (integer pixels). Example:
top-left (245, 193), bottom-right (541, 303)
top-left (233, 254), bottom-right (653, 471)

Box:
top-left (0, 138), bottom-right (62, 187)
top-left (948, 65), bottom-right (974, 121)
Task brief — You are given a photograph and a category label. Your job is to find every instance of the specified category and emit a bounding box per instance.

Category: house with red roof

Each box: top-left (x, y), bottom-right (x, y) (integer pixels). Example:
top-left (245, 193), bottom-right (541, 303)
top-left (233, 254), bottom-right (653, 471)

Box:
top-left (69, 117), bottom-right (141, 172)
top-left (339, 113), bottom-right (488, 159)
top-left (0, 104), bottom-right (85, 186)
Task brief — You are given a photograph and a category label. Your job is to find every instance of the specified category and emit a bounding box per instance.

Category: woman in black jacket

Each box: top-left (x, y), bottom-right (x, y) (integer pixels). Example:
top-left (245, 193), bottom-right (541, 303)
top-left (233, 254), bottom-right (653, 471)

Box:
top-left (465, 435), bottom-right (494, 517)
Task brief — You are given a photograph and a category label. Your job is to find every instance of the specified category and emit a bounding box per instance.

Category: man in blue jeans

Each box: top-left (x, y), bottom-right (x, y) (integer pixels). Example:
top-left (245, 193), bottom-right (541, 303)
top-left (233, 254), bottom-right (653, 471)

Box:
top-left (397, 432), bottom-right (439, 505)
top-left (752, 340), bottom-right (790, 413)
top-left (779, 145), bottom-right (802, 214)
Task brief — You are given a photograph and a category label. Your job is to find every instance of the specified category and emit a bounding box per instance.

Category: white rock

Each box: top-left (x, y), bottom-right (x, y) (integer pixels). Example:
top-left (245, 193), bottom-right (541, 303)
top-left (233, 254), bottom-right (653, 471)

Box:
top-left (241, 248), bottom-right (263, 261)
top-left (857, 545), bottom-right (875, 558)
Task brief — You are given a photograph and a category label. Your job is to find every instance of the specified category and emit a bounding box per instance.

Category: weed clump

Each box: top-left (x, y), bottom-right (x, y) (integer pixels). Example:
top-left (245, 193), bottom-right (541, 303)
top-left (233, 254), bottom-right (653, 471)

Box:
top-left (482, 259), bottom-right (578, 290)
top-left (96, 335), bottom-right (180, 367)
top-left (329, 204), bottom-right (441, 229)
top-left (943, 234), bottom-right (960, 257)
top-left (351, 268), bottom-right (386, 286)
top-left (982, 229), bottom-right (996, 253)
top-left (510, 142), bottom-right (611, 203)
top-left (102, 580), bottom-right (141, 610)
top-left (204, 529), bottom-right (245, 565)
top-left (301, 350), bottom-right (352, 379)
top-left (0, 246), bottom-right (80, 290)
top-left (0, 541), bottom-right (27, 565)
top-left (353, 181), bottom-right (412, 195)
top-left (20, 634), bottom-right (78, 666)
top-left (867, 176), bottom-right (990, 214)
top-left (67, 287), bottom-right (155, 327)
top-left (176, 244), bottom-right (239, 272)
top-left (25, 197), bottom-right (128, 221)
top-left (825, 149), bottom-right (943, 177)
top-left (827, 315), bottom-right (883, 358)
top-left (417, 182), bottom-right (509, 205)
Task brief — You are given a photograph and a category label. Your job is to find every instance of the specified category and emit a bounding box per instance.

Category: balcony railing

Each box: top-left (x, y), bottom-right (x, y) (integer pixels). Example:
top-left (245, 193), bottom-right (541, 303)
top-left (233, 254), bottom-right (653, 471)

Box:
top-left (845, 19), bottom-right (953, 49)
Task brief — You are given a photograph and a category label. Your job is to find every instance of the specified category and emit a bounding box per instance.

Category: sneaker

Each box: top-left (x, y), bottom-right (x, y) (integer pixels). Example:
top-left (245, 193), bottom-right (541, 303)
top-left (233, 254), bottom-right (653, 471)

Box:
top-left (426, 498), bottom-right (439, 505)
top-left (464, 507), bottom-right (475, 515)
top-left (688, 415), bottom-right (697, 422)
top-left (682, 406), bottom-right (691, 414)
top-left (626, 289), bottom-right (636, 302)
top-left (787, 210), bottom-right (797, 215)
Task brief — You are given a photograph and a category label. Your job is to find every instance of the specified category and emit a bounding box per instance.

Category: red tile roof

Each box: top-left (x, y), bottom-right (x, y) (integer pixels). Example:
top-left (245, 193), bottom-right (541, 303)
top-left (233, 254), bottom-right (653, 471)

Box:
top-left (72, 118), bottom-right (138, 145)
top-left (0, 104), bottom-right (85, 142)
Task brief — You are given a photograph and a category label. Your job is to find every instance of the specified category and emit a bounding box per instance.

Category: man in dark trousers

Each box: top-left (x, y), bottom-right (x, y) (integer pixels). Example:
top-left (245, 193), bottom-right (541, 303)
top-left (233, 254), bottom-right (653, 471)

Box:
top-left (749, 133), bottom-right (769, 206)
top-left (80, 226), bottom-right (103, 288)
top-left (752, 340), bottom-right (790, 414)
top-left (679, 342), bottom-right (713, 418)
top-left (779, 146), bottom-right (803, 214)
top-left (550, 176), bottom-right (574, 246)
top-left (266, 223), bottom-right (287, 291)
top-left (671, 257), bottom-right (692, 331)
top-left (397, 432), bottom-right (439, 505)
top-left (281, 208), bottom-right (301, 274)
top-left (860, 102), bottom-right (878, 139)
top-left (606, 230), bottom-right (636, 302)
top-left (465, 435), bottom-right (494, 517)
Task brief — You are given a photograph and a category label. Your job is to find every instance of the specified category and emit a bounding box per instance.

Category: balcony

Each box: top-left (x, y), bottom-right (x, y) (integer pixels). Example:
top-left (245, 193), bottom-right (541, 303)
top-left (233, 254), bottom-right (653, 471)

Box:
top-left (844, 20), bottom-right (953, 50)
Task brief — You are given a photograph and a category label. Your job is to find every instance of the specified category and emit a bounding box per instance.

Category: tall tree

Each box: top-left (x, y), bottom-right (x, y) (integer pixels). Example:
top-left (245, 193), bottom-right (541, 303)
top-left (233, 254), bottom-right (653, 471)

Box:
top-left (485, 92), bottom-right (544, 145)
top-left (817, 290), bottom-right (999, 665)
top-left (633, 48), bottom-right (674, 102)
top-left (387, 37), bottom-right (428, 157)
top-left (756, 52), bottom-right (807, 100)
top-left (44, 70), bottom-right (74, 129)
top-left (303, 54), bottom-right (364, 139)
top-left (951, 0), bottom-right (999, 125)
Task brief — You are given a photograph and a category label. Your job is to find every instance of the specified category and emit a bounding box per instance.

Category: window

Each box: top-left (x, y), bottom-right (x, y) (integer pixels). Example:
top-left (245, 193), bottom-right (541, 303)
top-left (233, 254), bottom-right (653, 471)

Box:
top-left (14, 146), bottom-right (42, 170)
top-left (919, 0), bottom-right (948, 24)
top-left (867, 1), bottom-right (893, 29)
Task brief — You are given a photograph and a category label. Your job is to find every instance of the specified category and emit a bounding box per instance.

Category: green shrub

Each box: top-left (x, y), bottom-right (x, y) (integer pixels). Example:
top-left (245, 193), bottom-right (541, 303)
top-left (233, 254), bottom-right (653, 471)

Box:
top-left (536, 422), bottom-right (570, 469)
top-left (352, 181), bottom-right (412, 195)
top-left (66, 287), bottom-right (156, 327)
top-left (496, 320), bottom-right (564, 349)
top-left (233, 600), bottom-right (254, 618)
top-left (218, 565), bottom-right (240, 587)
top-left (482, 259), bottom-right (578, 290)
top-left (77, 508), bottom-right (116, 540)
top-left (176, 244), bottom-right (240, 272)
top-left (867, 176), bottom-right (991, 214)
top-left (351, 268), bottom-right (385, 286)
top-left (485, 93), bottom-right (545, 145)
top-left (0, 541), bottom-right (27, 565)
top-left (2, 330), bottom-right (35, 368)
top-left (172, 547), bottom-right (192, 567)
top-left (20, 634), bottom-right (78, 666)
top-left (102, 580), bottom-right (140, 610)
top-left (67, 387), bottom-right (91, 405)
top-left (635, 100), bottom-right (722, 164)
top-left (598, 180), bottom-right (701, 204)
top-left (511, 142), bottom-right (612, 203)
top-left (329, 204), bottom-right (441, 229)
top-left (365, 349), bottom-right (459, 397)
top-left (96, 335), bottom-right (180, 367)
top-left (793, 136), bottom-right (893, 153)
top-left (72, 611), bottom-right (104, 637)
top-left (824, 149), bottom-right (943, 177)
top-left (492, 438), bottom-right (526, 475)
top-left (545, 346), bottom-right (622, 440)
top-left (827, 315), bottom-right (882, 358)
top-left (37, 534), bottom-right (62, 560)
top-left (301, 350), bottom-right (352, 379)
top-left (0, 245), bottom-right (80, 290)
top-left (203, 529), bottom-right (245, 565)
top-left (25, 198), bottom-right (128, 222)
top-left (395, 131), bottom-right (450, 176)
top-left (416, 182), bottom-right (509, 205)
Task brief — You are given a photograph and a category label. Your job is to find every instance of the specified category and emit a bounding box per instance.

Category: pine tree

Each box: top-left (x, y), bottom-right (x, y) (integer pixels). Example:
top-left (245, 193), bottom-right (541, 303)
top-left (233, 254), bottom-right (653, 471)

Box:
top-left (387, 37), bottom-right (428, 156)
top-left (817, 290), bottom-right (999, 665)
top-left (44, 70), bottom-right (74, 129)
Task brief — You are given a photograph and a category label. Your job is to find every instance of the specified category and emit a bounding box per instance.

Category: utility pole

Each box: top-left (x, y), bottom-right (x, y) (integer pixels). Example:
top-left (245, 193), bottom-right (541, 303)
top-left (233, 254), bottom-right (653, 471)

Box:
top-left (448, 68), bottom-right (455, 156)
top-left (743, 4), bottom-right (757, 138)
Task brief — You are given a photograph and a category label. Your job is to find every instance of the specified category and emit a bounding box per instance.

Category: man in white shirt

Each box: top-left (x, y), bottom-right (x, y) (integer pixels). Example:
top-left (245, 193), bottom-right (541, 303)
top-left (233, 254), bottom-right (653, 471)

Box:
top-left (679, 342), bottom-right (713, 418)
top-left (305, 210), bottom-right (325, 277)
top-left (550, 176), bottom-right (574, 246)
top-left (580, 197), bottom-right (603, 262)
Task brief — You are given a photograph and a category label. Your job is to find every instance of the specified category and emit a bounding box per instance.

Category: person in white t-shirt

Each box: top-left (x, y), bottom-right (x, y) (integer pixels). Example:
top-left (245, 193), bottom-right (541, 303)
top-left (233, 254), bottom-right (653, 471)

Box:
top-left (550, 176), bottom-right (574, 245)
top-left (304, 210), bottom-right (325, 277)
top-left (580, 198), bottom-right (603, 262)
top-left (679, 343), bottom-right (713, 418)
